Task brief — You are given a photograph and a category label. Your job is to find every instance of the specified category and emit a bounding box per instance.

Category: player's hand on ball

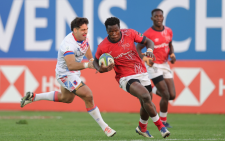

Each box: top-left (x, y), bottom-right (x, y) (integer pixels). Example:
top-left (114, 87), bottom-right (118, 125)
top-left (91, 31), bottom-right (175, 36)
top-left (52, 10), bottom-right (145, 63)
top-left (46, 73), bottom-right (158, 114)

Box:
top-left (88, 61), bottom-right (95, 69)
top-left (99, 63), bottom-right (115, 73)
top-left (107, 63), bottom-right (115, 72)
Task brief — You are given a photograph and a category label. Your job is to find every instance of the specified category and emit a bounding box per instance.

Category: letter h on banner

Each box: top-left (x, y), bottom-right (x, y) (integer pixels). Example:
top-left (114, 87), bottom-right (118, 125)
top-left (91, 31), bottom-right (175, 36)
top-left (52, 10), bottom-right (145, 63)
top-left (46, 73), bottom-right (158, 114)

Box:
top-left (196, 0), bottom-right (225, 51)
top-left (219, 79), bottom-right (225, 96)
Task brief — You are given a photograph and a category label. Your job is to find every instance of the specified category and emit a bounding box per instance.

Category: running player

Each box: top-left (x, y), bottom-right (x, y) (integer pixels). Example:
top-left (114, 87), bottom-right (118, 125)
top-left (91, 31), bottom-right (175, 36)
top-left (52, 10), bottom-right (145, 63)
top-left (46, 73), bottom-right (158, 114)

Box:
top-left (136, 8), bottom-right (176, 128)
top-left (20, 17), bottom-right (116, 137)
top-left (93, 17), bottom-right (170, 138)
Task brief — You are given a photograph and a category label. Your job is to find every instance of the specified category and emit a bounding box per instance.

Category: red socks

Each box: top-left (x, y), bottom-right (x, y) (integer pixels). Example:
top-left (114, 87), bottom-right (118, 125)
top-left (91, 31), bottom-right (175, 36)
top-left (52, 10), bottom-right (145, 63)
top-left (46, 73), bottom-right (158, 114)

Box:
top-left (154, 119), bottom-right (165, 131)
top-left (86, 104), bottom-right (96, 112)
top-left (54, 91), bottom-right (59, 102)
top-left (160, 116), bottom-right (167, 122)
top-left (139, 121), bottom-right (147, 132)
top-left (32, 93), bottom-right (36, 101)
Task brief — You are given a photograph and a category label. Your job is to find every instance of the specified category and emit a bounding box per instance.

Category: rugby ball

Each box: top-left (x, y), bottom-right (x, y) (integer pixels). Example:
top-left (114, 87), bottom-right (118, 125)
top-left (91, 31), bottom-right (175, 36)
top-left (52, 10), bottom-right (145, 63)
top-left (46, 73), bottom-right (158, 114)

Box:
top-left (99, 53), bottom-right (114, 67)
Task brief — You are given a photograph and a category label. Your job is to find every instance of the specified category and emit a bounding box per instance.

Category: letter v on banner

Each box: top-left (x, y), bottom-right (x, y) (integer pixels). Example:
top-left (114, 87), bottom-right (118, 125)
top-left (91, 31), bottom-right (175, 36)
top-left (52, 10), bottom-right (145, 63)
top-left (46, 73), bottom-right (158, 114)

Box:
top-left (0, 0), bottom-right (23, 53)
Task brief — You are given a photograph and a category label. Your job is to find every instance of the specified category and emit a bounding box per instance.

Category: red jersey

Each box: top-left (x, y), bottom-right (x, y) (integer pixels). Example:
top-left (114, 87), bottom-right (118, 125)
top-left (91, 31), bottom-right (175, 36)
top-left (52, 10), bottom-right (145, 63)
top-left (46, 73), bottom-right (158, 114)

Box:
top-left (96, 29), bottom-right (147, 82)
top-left (143, 26), bottom-right (173, 64)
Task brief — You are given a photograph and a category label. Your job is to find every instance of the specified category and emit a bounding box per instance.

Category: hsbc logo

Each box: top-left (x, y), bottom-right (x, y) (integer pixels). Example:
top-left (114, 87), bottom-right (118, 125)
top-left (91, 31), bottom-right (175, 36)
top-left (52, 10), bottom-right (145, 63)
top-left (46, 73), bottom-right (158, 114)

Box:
top-left (0, 66), bottom-right (39, 103)
top-left (170, 67), bottom-right (215, 106)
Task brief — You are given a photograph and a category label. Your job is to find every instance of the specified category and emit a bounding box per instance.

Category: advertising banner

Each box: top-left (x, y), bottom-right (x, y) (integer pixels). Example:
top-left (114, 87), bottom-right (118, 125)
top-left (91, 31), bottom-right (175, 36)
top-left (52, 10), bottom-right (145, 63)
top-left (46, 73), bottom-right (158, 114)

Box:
top-left (0, 0), bottom-right (224, 113)
top-left (0, 60), bottom-right (224, 113)
top-left (0, 0), bottom-right (224, 60)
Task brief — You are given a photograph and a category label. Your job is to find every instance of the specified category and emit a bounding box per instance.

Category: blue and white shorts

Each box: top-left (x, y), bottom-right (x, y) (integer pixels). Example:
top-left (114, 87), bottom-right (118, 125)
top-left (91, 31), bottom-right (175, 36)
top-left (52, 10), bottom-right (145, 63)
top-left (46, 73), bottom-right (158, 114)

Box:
top-left (56, 73), bottom-right (82, 92)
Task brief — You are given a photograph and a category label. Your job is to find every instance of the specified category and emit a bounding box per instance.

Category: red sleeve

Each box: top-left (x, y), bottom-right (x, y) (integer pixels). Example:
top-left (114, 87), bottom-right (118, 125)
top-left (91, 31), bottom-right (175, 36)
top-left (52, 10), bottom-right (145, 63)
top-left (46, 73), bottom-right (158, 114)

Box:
top-left (130, 29), bottom-right (145, 44)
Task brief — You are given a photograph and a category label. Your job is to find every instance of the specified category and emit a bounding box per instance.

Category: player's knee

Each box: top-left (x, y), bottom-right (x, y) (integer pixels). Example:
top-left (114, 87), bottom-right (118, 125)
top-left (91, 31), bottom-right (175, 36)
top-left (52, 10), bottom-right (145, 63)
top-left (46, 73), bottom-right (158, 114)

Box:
top-left (165, 93), bottom-right (170, 101)
top-left (140, 93), bottom-right (151, 103)
top-left (84, 92), bottom-right (93, 103)
top-left (169, 92), bottom-right (176, 100)
top-left (159, 89), bottom-right (170, 100)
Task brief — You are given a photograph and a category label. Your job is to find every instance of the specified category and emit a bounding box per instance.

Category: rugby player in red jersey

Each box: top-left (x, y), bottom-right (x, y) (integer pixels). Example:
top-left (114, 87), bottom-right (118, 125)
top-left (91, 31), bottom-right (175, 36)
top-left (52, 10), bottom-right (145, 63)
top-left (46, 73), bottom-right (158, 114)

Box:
top-left (136, 9), bottom-right (176, 128)
top-left (93, 17), bottom-right (170, 138)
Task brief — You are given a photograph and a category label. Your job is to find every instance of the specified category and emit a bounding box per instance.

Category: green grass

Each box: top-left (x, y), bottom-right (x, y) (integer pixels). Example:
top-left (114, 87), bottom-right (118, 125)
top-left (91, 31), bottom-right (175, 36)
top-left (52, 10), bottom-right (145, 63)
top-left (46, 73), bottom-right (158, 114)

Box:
top-left (0, 111), bottom-right (225, 141)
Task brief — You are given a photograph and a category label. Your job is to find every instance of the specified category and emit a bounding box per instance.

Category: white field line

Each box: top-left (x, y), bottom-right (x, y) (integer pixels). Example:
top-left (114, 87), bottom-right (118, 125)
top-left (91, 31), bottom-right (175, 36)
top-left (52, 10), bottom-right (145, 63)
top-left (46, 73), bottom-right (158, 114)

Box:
top-left (164, 139), bottom-right (225, 141)
top-left (0, 116), bottom-right (62, 119)
top-left (75, 139), bottom-right (225, 141)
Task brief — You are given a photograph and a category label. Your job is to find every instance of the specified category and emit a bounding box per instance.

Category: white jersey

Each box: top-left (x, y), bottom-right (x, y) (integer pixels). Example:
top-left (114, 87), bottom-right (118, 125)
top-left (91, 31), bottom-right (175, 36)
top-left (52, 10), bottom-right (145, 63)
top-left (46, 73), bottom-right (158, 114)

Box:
top-left (55, 32), bottom-right (89, 76)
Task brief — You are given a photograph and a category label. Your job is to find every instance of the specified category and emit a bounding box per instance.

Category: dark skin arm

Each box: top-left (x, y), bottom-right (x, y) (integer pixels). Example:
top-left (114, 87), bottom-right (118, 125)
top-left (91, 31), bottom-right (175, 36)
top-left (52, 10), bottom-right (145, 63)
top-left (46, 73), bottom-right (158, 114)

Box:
top-left (169, 41), bottom-right (176, 64)
top-left (136, 37), bottom-right (155, 66)
top-left (93, 56), bottom-right (115, 73)
top-left (136, 37), bottom-right (155, 59)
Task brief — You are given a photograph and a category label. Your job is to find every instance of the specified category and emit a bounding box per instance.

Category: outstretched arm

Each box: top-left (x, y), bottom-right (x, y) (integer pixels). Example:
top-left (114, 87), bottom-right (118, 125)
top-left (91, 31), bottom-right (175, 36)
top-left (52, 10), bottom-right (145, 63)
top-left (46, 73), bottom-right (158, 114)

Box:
top-left (64, 54), bottom-right (94, 71)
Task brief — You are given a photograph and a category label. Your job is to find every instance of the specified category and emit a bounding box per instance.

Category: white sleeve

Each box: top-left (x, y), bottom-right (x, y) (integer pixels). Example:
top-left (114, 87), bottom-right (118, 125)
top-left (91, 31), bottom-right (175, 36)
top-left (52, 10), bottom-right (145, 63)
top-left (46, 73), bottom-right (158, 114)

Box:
top-left (60, 42), bottom-right (75, 57)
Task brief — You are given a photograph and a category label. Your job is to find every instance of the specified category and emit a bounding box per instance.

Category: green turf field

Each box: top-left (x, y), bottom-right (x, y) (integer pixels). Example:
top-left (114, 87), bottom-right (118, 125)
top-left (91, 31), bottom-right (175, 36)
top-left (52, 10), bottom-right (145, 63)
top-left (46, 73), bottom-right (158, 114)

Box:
top-left (0, 111), bottom-right (224, 141)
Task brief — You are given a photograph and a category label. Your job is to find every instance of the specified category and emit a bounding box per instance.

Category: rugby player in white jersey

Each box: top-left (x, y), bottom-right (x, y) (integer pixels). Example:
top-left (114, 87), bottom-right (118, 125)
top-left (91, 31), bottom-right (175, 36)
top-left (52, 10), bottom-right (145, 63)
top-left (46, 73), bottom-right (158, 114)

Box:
top-left (20, 17), bottom-right (116, 137)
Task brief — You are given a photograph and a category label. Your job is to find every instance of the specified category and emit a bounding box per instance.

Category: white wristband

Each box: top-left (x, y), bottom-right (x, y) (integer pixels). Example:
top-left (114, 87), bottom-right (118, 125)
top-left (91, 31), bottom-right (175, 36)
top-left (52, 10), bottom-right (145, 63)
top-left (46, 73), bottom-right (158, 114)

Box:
top-left (147, 48), bottom-right (153, 53)
top-left (89, 58), bottom-right (94, 62)
top-left (83, 62), bottom-right (88, 68)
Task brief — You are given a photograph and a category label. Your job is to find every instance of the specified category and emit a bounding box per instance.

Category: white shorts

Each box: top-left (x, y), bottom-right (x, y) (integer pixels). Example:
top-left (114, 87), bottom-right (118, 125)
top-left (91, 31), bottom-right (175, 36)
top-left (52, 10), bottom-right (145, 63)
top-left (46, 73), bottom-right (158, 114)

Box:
top-left (56, 73), bottom-right (82, 92)
top-left (119, 73), bottom-right (151, 92)
top-left (145, 62), bottom-right (173, 79)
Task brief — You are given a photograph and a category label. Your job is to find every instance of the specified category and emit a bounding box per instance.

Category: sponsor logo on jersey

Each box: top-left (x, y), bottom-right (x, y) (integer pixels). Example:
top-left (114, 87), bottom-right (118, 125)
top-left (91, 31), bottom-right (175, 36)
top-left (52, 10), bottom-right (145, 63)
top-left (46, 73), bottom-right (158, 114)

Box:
top-left (138, 32), bottom-right (143, 37)
top-left (114, 50), bottom-right (132, 59)
top-left (154, 43), bottom-right (169, 49)
top-left (154, 38), bottom-right (159, 42)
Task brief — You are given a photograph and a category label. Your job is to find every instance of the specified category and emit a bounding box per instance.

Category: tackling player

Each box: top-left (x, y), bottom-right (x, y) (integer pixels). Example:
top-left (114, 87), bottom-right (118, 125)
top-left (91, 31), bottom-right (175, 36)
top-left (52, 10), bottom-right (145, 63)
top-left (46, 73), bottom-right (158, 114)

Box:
top-left (20, 17), bottom-right (116, 137)
top-left (136, 8), bottom-right (176, 128)
top-left (93, 17), bottom-right (170, 138)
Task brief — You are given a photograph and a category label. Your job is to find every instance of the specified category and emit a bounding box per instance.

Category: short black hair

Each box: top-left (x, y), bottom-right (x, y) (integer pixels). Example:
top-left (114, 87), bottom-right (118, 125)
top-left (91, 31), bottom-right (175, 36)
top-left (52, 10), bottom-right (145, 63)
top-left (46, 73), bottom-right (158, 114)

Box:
top-left (104, 17), bottom-right (120, 29)
top-left (70, 17), bottom-right (89, 31)
top-left (151, 8), bottom-right (163, 16)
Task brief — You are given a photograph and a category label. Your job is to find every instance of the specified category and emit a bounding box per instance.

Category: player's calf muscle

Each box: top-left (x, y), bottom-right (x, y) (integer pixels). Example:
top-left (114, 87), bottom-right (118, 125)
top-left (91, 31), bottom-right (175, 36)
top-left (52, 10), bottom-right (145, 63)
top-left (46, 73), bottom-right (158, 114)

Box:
top-left (60, 94), bottom-right (74, 103)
